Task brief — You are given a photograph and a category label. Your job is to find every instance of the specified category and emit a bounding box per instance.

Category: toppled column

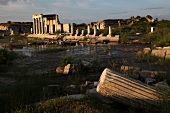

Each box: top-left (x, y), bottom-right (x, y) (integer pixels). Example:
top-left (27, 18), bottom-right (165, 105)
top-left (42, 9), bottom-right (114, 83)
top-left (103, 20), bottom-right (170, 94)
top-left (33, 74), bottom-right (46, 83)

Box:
top-left (97, 68), bottom-right (165, 107)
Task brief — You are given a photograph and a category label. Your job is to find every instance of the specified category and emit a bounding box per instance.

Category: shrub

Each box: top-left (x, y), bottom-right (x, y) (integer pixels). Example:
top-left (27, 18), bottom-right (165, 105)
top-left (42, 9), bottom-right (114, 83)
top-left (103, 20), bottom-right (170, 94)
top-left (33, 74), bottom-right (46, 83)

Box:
top-left (60, 55), bottom-right (74, 67)
top-left (0, 49), bottom-right (18, 65)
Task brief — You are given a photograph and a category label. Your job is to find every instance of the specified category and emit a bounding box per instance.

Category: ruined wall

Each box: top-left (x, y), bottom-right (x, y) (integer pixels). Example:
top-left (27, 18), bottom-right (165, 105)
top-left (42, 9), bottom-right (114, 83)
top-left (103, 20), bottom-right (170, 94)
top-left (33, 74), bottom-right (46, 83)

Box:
top-left (0, 25), bottom-right (8, 30)
top-left (63, 24), bottom-right (70, 33)
top-left (143, 47), bottom-right (170, 59)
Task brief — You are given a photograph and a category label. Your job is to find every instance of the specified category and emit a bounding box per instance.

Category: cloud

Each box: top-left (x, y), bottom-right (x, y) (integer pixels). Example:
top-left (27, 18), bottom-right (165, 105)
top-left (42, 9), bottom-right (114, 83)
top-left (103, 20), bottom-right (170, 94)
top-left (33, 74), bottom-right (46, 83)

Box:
top-left (0, 0), bottom-right (27, 5)
top-left (0, 0), bottom-right (41, 22)
top-left (52, 1), bottom-right (72, 8)
top-left (52, 0), bottom-right (97, 9)
top-left (142, 7), bottom-right (164, 10)
top-left (0, 0), bottom-right (34, 12)
top-left (111, 11), bottom-right (135, 15)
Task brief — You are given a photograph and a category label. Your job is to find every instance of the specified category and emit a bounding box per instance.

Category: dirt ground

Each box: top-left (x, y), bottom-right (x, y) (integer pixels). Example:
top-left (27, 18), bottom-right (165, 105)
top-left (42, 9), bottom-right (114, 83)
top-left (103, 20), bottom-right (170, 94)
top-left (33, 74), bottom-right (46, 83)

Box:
top-left (18, 43), bottom-right (170, 76)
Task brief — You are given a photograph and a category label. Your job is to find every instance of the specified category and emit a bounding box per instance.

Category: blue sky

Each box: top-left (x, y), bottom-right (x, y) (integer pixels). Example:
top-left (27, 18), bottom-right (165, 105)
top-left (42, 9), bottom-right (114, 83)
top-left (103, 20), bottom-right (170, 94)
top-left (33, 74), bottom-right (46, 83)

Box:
top-left (0, 0), bottom-right (170, 24)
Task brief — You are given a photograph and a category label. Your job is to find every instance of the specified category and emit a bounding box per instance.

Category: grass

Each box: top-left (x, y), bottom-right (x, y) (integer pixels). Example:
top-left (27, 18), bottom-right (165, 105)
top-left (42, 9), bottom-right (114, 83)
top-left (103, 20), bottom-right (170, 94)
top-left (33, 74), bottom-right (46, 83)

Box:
top-left (12, 97), bottom-right (125, 113)
top-left (0, 48), bottom-right (18, 65)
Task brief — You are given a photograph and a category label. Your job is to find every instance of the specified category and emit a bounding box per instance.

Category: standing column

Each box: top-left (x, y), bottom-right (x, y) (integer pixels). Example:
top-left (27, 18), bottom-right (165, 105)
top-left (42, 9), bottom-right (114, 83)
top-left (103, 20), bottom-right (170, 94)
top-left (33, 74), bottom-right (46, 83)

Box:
top-left (32, 18), bottom-right (35, 34)
top-left (97, 25), bottom-right (100, 30)
top-left (38, 18), bottom-right (41, 34)
top-left (71, 23), bottom-right (73, 36)
top-left (41, 17), bottom-right (44, 34)
top-left (109, 26), bottom-right (112, 35)
top-left (93, 26), bottom-right (97, 36)
top-left (87, 25), bottom-right (90, 34)
top-left (51, 20), bottom-right (53, 34)
top-left (76, 29), bottom-right (79, 36)
top-left (80, 30), bottom-right (84, 36)
top-left (44, 18), bottom-right (47, 34)
top-left (107, 26), bottom-right (112, 37)
top-left (35, 18), bottom-right (38, 34)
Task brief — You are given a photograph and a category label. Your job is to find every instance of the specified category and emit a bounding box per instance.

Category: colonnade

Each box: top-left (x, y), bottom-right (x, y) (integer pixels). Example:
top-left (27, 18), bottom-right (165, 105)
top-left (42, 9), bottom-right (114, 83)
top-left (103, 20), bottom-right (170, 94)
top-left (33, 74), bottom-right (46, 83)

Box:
top-left (32, 16), bottom-right (44, 34)
top-left (71, 25), bottom-right (112, 36)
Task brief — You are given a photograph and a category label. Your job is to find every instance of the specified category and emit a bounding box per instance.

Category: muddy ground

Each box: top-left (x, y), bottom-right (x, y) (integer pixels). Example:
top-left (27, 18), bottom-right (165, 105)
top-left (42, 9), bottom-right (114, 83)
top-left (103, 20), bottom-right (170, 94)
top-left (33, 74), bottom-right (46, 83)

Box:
top-left (21, 44), bottom-right (170, 76)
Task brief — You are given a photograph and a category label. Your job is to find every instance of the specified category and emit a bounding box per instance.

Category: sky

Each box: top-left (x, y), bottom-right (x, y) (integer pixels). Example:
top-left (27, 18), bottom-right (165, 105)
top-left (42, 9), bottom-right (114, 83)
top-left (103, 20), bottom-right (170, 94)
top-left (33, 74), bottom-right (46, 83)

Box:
top-left (0, 0), bottom-right (170, 24)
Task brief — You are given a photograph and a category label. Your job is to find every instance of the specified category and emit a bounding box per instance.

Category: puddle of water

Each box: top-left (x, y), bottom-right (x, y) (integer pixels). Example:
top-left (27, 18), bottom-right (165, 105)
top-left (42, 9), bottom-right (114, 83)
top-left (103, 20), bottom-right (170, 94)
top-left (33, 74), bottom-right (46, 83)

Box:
top-left (0, 45), bottom-right (3, 49)
top-left (13, 47), bottom-right (34, 57)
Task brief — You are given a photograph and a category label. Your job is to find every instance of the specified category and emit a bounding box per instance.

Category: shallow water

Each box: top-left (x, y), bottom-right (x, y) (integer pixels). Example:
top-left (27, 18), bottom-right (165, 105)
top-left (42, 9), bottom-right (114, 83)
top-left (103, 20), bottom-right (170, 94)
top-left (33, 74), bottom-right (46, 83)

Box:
top-left (12, 47), bottom-right (34, 57)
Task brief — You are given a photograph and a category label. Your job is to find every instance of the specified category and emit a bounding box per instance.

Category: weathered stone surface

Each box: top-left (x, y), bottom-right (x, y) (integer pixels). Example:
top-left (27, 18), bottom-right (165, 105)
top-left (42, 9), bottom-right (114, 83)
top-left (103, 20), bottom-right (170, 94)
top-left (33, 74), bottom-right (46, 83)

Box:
top-left (66, 85), bottom-right (76, 89)
top-left (132, 67), bottom-right (141, 79)
top-left (63, 64), bottom-right (71, 74)
top-left (166, 49), bottom-right (170, 55)
top-left (155, 81), bottom-right (170, 90)
top-left (139, 70), bottom-right (167, 80)
top-left (120, 65), bottom-right (134, 72)
top-left (146, 78), bottom-right (156, 85)
top-left (93, 81), bottom-right (99, 88)
top-left (85, 81), bottom-right (93, 86)
top-left (143, 48), bottom-right (151, 54)
top-left (163, 47), bottom-right (170, 50)
top-left (149, 48), bottom-right (170, 59)
top-left (151, 49), bottom-right (166, 58)
top-left (56, 67), bottom-right (64, 74)
top-left (82, 60), bottom-right (91, 67)
top-left (165, 49), bottom-right (170, 59)
top-left (165, 54), bottom-right (170, 59)
top-left (136, 50), bottom-right (143, 56)
top-left (97, 68), bottom-right (164, 107)
top-left (87, 88), bottom-right (114, 104)
top-left (155, 47), bottom-right (162, 50)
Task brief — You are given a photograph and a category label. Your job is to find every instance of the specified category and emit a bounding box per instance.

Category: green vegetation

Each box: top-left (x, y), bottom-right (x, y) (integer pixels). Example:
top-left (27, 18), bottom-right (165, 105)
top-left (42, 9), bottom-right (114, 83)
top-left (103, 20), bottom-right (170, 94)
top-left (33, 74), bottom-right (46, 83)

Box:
top-left (60, 55), bottom-right (75, 67)
top-left (0, 48), bottom-right (18, 65)
top-left (12, 97), bottom-right (127, 113)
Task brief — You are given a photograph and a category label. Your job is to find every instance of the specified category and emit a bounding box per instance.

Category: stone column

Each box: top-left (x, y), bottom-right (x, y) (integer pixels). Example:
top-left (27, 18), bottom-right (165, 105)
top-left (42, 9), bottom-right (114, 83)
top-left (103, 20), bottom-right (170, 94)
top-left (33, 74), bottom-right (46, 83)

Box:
top-left (97, 25), bottom-right (100, 30)
top-left (44, 18), bottom-right (47, 34)
top-left (76, 29), bottom-right (79, 36)
top-left (32, 18), bottom-right (35, 34)
top-left (41, 17), bottom-right (44, 34)
top-left (151, 27), bottom-right (154, 33)
top-left (87, 25), bottom-right (90, 34)
top-left (51, 20), bottom-right (53, 34)
top-left (81, 30), bottom-right (84, 36)
top-left (38, 18), bottom-right (41, 34)
top-left (118, 20), bottom-right (121, 27)
top-left (93, 26), bottom-right (97, 36)
top-left (35, 18), bottom-right (38, 34)
top-left (109, 26), bottom-right (112, 35)
top-left (71, 23), bottom-right (73, 35)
